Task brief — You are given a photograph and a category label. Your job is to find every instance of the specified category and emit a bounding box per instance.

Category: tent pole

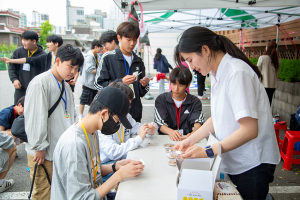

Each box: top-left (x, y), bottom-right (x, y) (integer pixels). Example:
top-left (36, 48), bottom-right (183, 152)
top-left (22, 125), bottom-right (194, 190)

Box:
top-left (144, 46), bottom-right (154, 100)
top-left (276, 25), bottom-right (279, 51)
top-left (239, 29), bottom-right (242, 49)
top-left (148, 48), bottom-right (150, 75)
top-left (276, 15), bottom-right (280, 51)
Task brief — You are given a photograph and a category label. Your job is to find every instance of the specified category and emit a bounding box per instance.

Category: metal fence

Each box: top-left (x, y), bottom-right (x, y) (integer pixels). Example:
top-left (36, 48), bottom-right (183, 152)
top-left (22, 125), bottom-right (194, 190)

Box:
top-left (0, 53), bottom-right (12, 70)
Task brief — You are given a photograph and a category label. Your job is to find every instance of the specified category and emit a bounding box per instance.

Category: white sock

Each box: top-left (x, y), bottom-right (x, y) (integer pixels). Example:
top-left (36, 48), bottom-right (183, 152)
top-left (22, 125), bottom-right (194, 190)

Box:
top-left (0, 179), bottom-right (5, 187)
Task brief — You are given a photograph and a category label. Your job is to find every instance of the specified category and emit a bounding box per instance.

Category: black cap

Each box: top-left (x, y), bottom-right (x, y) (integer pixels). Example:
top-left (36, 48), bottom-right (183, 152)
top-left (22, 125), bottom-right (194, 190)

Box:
top-left (96, 86), bottom-right (132, 129)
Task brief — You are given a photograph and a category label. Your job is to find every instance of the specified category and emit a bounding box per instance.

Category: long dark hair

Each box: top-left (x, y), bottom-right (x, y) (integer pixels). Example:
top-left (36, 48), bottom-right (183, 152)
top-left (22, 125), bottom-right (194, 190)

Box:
top-left (264, 41), bottom-right (279, 70)
top-left (174, 27), bottom-right (263, 80)
top-left (155, 48), bottom-right (162, 60)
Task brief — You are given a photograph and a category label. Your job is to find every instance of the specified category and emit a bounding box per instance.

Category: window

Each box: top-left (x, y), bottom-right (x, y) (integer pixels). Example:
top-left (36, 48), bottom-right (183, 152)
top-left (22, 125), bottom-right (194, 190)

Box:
top-left (13, 37), bottom-right (19, 46)
top-left (77, 19), bottom-right (84, 22)
top-left (77, 10), bottom-right (84, 15)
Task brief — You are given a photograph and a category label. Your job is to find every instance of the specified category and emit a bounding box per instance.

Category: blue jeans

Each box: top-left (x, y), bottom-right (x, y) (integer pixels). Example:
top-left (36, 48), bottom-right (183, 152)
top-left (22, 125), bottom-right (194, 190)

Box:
top-left (228, 164), bottom-right (276, 200)
top-left (102, 160), bottom-right (117, 183)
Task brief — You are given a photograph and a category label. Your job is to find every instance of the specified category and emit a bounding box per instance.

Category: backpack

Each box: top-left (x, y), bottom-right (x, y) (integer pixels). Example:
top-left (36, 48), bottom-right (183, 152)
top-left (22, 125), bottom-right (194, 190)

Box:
top-left (11, 81), bottom-right (65, 142)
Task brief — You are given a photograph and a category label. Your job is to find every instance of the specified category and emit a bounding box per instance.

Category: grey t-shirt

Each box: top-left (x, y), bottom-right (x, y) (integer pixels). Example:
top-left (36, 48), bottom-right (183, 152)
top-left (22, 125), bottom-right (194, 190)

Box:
top-left (51, 124), bottom-right (105, 200)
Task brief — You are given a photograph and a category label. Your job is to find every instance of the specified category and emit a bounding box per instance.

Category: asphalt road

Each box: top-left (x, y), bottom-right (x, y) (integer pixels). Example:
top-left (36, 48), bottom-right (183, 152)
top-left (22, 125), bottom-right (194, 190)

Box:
top-left (0, 70), bottom-right (299, 199)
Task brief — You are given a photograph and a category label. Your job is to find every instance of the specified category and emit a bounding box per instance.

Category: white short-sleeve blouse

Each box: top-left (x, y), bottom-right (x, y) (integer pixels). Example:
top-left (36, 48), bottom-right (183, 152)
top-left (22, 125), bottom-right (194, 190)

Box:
top-left (210, 53), bottom-right (280, 175)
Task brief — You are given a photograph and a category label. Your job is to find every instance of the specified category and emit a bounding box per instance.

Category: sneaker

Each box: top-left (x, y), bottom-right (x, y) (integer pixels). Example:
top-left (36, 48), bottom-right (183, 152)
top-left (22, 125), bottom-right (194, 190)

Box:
top-left (198, 96), bottom-right (207, 100)
top-left (0, 179), bottom-right (15, 193)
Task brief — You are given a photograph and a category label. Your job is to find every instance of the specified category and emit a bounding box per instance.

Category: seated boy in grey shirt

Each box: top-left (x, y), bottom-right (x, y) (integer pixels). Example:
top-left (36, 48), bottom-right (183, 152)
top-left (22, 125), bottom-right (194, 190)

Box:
top-left (51, 87), bottom-right (146, 200)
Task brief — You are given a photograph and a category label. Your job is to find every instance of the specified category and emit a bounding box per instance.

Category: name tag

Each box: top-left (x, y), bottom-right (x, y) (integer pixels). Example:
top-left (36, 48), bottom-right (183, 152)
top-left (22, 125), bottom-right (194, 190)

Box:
top-left (129, 84), bottom-right (135, 99)
top-left (65, 114), bottom-right (71, 127)
top-left (23, 63), bottom-right (30, 71)
top-left (178, 129), bottom-right (184, 135)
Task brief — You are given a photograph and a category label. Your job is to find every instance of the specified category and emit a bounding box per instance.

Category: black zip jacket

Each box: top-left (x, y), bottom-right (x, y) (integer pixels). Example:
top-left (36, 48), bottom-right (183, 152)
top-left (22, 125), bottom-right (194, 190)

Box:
top-left (94, 47), bottom-right (149, 122)
top-left (8, 45), bottom-right (46, 89)
top-left (154, 92), bottom-right (205, 135)
top-left (26, 52), bottom-right (52, 73)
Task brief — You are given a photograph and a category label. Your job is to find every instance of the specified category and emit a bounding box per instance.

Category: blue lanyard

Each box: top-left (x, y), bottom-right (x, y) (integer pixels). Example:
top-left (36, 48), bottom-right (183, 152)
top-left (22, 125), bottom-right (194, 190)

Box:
top-left (122, 54), bottom-right (132, 75)
top-left (52, 75), bottom-right (67, 113)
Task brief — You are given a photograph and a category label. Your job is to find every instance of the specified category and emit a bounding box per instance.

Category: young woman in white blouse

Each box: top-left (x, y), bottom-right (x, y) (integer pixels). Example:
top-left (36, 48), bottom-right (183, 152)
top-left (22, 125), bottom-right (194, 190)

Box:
top-left (174, 27), bottom-right (280, 200)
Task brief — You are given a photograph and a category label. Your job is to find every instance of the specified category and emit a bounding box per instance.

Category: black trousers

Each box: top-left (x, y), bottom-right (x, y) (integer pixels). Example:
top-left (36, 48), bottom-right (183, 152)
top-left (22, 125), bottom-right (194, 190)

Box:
top-left (229, 164), bottom-right (276, 200)
top-left (197, 73), bottom-right (206, 96)
top-left (265, 88), bottom-right (276, 106)
top-left (14, 88), bottom-right (26, 105)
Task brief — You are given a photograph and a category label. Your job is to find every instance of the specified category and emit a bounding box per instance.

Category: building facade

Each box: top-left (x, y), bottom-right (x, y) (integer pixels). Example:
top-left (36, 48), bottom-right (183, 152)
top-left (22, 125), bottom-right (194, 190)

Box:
top-left (66, 0), bottom-right (85, 29)
top-left (32, 11), bottom-right (49, 27)
top-left (7, 9), bottom-right (27, 28)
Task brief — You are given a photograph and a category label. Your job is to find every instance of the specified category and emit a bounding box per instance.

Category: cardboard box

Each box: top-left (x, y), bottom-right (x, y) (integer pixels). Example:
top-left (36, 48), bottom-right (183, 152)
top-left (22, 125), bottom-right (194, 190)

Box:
top-left (176, 134), bottom-right (222, 200)
top-left (213, 181), bottom-right (242, 200)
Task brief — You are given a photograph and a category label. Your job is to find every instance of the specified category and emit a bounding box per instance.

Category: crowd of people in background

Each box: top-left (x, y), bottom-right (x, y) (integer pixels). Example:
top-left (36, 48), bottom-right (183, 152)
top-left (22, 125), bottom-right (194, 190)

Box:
top-left (0, 19), bottom-right (282, 200)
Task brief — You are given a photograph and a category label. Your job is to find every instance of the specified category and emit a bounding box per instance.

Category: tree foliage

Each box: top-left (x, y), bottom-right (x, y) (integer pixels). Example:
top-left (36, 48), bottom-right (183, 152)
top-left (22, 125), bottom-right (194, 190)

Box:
top-left (0, 42), bottom-right (9, 52)
top-left (9, 43), bottom-right (18, 52)
top-left (249, 58), bottom-right (300, 82)
top-left (39, 20), bottom-right (54, 50)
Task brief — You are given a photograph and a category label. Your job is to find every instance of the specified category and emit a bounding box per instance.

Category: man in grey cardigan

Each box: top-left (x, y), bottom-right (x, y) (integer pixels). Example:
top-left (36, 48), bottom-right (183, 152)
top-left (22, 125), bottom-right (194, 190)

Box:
top-left (79, 40), bottom-right (102, 120)
top-left (0, 130), bottom-right (16, 193)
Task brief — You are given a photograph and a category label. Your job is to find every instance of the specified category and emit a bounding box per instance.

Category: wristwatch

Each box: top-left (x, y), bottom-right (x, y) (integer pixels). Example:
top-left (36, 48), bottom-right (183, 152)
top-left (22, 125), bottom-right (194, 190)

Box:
top-left (205, 145), bottom-right (215, 158)
top-left (112, 162), bottom-right (117, 172)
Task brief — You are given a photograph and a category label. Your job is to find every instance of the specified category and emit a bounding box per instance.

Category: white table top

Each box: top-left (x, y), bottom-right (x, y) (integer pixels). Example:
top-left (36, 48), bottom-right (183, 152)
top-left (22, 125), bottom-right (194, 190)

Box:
top-left (115, 135), bottom-right (207, 200)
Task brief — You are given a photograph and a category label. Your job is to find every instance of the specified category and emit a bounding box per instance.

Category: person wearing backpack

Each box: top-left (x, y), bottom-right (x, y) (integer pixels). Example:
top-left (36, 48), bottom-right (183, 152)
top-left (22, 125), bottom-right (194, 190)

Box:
top-left (24, 44), bottom-right (84, 200)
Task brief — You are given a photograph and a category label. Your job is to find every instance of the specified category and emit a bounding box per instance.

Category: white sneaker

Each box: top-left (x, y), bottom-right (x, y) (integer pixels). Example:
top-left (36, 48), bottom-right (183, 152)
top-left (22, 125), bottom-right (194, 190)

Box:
top-left (0, 179), bottom-right (15, 193)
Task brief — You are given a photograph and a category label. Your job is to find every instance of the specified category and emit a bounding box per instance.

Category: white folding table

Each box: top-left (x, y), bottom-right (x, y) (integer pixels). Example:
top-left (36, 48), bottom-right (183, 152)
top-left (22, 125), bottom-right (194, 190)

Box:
top-left (115, 135), bottom-right (207, 200)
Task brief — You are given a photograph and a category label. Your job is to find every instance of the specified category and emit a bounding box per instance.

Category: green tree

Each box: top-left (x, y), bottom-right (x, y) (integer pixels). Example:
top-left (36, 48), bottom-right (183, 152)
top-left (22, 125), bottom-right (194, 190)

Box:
top-left (39, 20), bottom-right (54, 50)
top-left (0, 42), bottom-right (9, 52)
top-left (9, 43), bottom-right (18, 52)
